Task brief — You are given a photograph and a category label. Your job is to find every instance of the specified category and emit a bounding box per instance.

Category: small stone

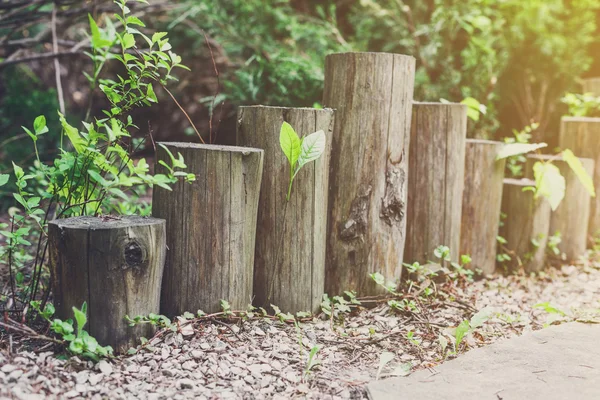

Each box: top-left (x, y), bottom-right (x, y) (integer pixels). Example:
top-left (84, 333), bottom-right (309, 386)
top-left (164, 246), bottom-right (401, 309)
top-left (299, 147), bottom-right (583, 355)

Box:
top-left (191, 350), bottom-right (203, 359)
top-left (254, 328), bottom-right (266, 336)
top-left (1, 364), bottom-right (17, 373)
top-left (96, 360), bottom-right (113, 375)
top-left (8, 370), bottom-right (23, 381)
top-left (88, 373), bottom-right (103, 386)
top-left (64, 390), bottom-right (79, 398)
top-left (176, 378), bottom-right (194, 389)
top-left (162, 369), bottom-right (178, 377)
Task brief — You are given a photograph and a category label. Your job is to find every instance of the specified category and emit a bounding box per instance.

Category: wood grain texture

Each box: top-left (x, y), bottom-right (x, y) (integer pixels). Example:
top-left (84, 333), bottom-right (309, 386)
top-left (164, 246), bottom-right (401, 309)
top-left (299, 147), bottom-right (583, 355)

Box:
top-left (460, 139), bottom-right (506, 275)
top-left (526, 154), bottom-right (594, 261)
top-left (236, 106), bottom-right (334, 314)
top-left (153, 143), bottom-right (263, 316)
top-left (48, 216), bottom-right (166, 353)
top-left (405, 102), bottom-right (467, 264)
top-left (500, 178), bottom-right (551, 272)
top-left (583, 77), bottom-right (600, 96)
top-left (323, 52), bottom-right (416, 296)
top-left (559, 117), bottom-right (600, 237)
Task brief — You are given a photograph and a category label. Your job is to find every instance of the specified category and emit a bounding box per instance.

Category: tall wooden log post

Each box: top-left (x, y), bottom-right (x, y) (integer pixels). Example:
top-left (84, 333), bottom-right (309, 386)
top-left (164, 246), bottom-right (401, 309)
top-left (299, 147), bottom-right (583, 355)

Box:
top-left (404, 102), bottom-right (467, 264)
top-left (153, 143), bottom-right (264, 316)
top-left (460, 140), bottom-right (506, 275)
top-left (559, 117), bottom-right (600, 237)
top-left (236, 106), bottom-right (334, 314)
top-left (48, 216), bottom-right (166, 353)
top-left (583, 77), bottom-right (600, 95)
top-left (500, 178), bottom-right (551, 272)
top-left (526, 154), bottom-right (594, 261)
top-left (323, 52), bottom-right (415, 296)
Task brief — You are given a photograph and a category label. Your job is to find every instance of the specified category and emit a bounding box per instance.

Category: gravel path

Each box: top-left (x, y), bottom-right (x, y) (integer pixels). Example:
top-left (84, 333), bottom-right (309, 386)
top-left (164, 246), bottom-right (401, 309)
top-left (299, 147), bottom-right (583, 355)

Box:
top-left (1, 260), bottom-right (599, 399)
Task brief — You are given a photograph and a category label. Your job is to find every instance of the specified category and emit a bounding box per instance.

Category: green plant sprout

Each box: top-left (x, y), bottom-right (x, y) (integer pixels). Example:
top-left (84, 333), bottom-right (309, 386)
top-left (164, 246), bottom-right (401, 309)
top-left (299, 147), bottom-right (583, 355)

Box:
top-left (279, 121), bottom-right (326, 201)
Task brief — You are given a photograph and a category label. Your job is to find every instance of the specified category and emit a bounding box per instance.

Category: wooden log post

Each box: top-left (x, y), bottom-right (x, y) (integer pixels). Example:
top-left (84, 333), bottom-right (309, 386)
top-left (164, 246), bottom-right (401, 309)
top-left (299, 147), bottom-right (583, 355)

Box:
top-left (559, 117), bottom-right (600, 237)
top-left (405, 102), bottom-right (467, 264)
top-left (460, 139), bottom-right (506, 275)
top-left (526, 154), bottom-right (595, 261)
top-left (583, 77), bottom-right (600, 96)
top-left (153, 143), bottom-right (264, 316)
top-left (236, 106), bottom-right (334, 314)
top-left (48, 216), bottom-right (166, 353)
top-left (499, 178), bottom-right (551, 272)
top-left (323, 52), bottom-right (416, 296)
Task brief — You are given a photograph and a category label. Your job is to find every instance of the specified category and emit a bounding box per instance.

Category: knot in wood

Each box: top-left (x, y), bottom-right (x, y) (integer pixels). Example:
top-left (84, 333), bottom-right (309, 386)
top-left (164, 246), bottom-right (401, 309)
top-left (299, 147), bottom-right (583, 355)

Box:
top-left (380, 167), bottom-right (406, 226)
top-left (124, 240), bottom-right (144, 269)
top-left (339, 185), bottom-right (372, 242)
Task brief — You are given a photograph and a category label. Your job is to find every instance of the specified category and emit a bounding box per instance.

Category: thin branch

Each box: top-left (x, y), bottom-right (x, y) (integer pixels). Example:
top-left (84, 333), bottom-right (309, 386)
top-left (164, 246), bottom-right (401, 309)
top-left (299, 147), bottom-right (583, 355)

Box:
top-left (159, 82), bottom-right (206, 144)
top-left (51, 3), bottom-right (65, 114)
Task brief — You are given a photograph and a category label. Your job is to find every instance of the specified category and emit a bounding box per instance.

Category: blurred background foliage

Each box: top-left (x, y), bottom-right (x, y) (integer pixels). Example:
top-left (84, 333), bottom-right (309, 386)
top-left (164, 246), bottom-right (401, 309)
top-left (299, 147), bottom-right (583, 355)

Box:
top-left (1, 0), bottom-right (599, 206)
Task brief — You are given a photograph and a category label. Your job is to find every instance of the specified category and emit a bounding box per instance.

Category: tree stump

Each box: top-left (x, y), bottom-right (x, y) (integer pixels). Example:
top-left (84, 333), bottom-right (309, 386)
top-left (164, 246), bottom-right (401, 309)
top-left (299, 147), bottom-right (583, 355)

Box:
top-left (499, 178), bottom-right (551, 272)
top-left (559, 117), bottom-right (600, 237)
top-left (48, 216), bottom-right (166, 353)
top-left (526, 154), bottom-right (595, 260)
top-left (583, 77), bottom-right (600, 95)
top-left (153, 143), bottom-right (264, 316)
top-left (405, 102), bottom-right (467, 264)
top-left (236, 106), bottom-right (334, 314)
top-left (323, 52), bottom-right (415, 296)
top-left (460, 139), bottom-right (506, 275)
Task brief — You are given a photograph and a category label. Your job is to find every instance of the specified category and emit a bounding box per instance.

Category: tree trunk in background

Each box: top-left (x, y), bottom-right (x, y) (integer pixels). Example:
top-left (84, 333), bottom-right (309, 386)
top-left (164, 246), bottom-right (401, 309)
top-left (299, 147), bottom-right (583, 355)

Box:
top-left (48, 216), bottom-right (166, 353)
top-left (405, 102), bottom-right (467, 264)
top-left (153, 143), bottom-right (263, 316)
top-left (526, 154), bottom-right (594, 261)
top-left (323, 52), bottom-right (415, 296)
top-left (236, 106), bottom-right (334, 314)
top-left (500, 178), bottom-right (551, 272)
top-left (460, 139), bottom-right (506, 275)
top-left (559, 117), bottom-right (600, 238)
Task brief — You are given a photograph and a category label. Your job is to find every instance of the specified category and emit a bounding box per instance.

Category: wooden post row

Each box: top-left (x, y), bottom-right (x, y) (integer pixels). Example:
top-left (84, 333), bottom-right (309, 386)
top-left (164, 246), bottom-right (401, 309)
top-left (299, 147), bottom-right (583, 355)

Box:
top-left (236, 106), bottom-right (334, 314)
top-left (48, 216), bottom-right (166, 353)
top-left (404, 102), bottom-right (467, 264)
top-left (499, 178), bottom-right (551, 272)
top-left (460, 140), bottom-right (506, 275)
top-left (322, 52), bottom-right (416, 296)
top-left (526, 154), bottom-right (594, 261)
top-left (153, 143), bottom-right (264, 316)
top-left (559, 117), bottom-right (600, 238)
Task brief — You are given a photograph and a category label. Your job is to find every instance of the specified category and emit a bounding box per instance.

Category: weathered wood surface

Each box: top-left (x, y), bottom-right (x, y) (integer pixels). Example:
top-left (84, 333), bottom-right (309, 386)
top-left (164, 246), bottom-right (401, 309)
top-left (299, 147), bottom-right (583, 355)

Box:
top-left (500, 178), bottom-right (551, 272)
top-left (405, 102), bottom-right (467, 264)
top-left (526, 154), bottom-right (594, 261)
top-left (559, 117), bottom-right (600, 237)
top-left (323, 52), bottom-right (415, 296)
top-left (460, 139), bottom-right (506, 275)
top-left (153, 143), bottom-right (264, 315)
top-left (48, 216), bottom-right (166, 353)
top-left (236, 106), bottom-right (334, 314)
top-left (583, 77), bottom-right (600, 96)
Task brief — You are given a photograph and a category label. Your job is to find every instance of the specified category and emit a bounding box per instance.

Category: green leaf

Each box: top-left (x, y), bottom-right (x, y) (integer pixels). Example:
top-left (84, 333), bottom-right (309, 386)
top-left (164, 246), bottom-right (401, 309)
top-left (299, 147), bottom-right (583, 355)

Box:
top-left (12, 163), bottom-right (24, 180)
top-left (296, 130), bottom-right (326, 170)
top-left (126, 16), bottom-right (145, 27)
top-left (370, 272), bottom-right (385, 286)
top-left (146, 83), bottom-right (157, 103)
top-left (121, 33), bottom-right (136, 49)
top-left (496, 143), bottom-right (547, 160)
top-left (33, 115), bottom-right (48, 135)
top-left (151, 32), bottom-right (168, 44)
top-left (22, 126), bottom-right (36, 142)
top-left (470, 307), bottom-right (493, 328)
top-left (0, 174), bottom-right (9, 187)
top-left (562, 149), bottom-right (595, 197)
top-left (58, 112), bottom-right (85, 153)
top-left (279, 122), bottom-right (301, 168)
top-left (88, 15), bottom-right (112, 48)
top-left (72, 302), bottom-right (88, 338)
top-left (533, 162), bottom-right (565, 211)
top-left (455, 320), bottom-right (470, 348)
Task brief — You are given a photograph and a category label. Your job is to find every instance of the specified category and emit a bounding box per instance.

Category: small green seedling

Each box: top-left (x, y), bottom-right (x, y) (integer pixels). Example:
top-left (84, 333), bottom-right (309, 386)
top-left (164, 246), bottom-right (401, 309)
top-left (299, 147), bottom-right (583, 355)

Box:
top-left (279, 121), bottom-right (326, 201)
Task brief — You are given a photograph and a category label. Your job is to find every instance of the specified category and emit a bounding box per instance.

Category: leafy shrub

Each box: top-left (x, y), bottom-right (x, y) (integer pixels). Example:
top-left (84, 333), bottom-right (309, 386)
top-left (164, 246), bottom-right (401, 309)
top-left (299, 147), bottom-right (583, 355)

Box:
top-left (170, 0), bottom-right (351, 106)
